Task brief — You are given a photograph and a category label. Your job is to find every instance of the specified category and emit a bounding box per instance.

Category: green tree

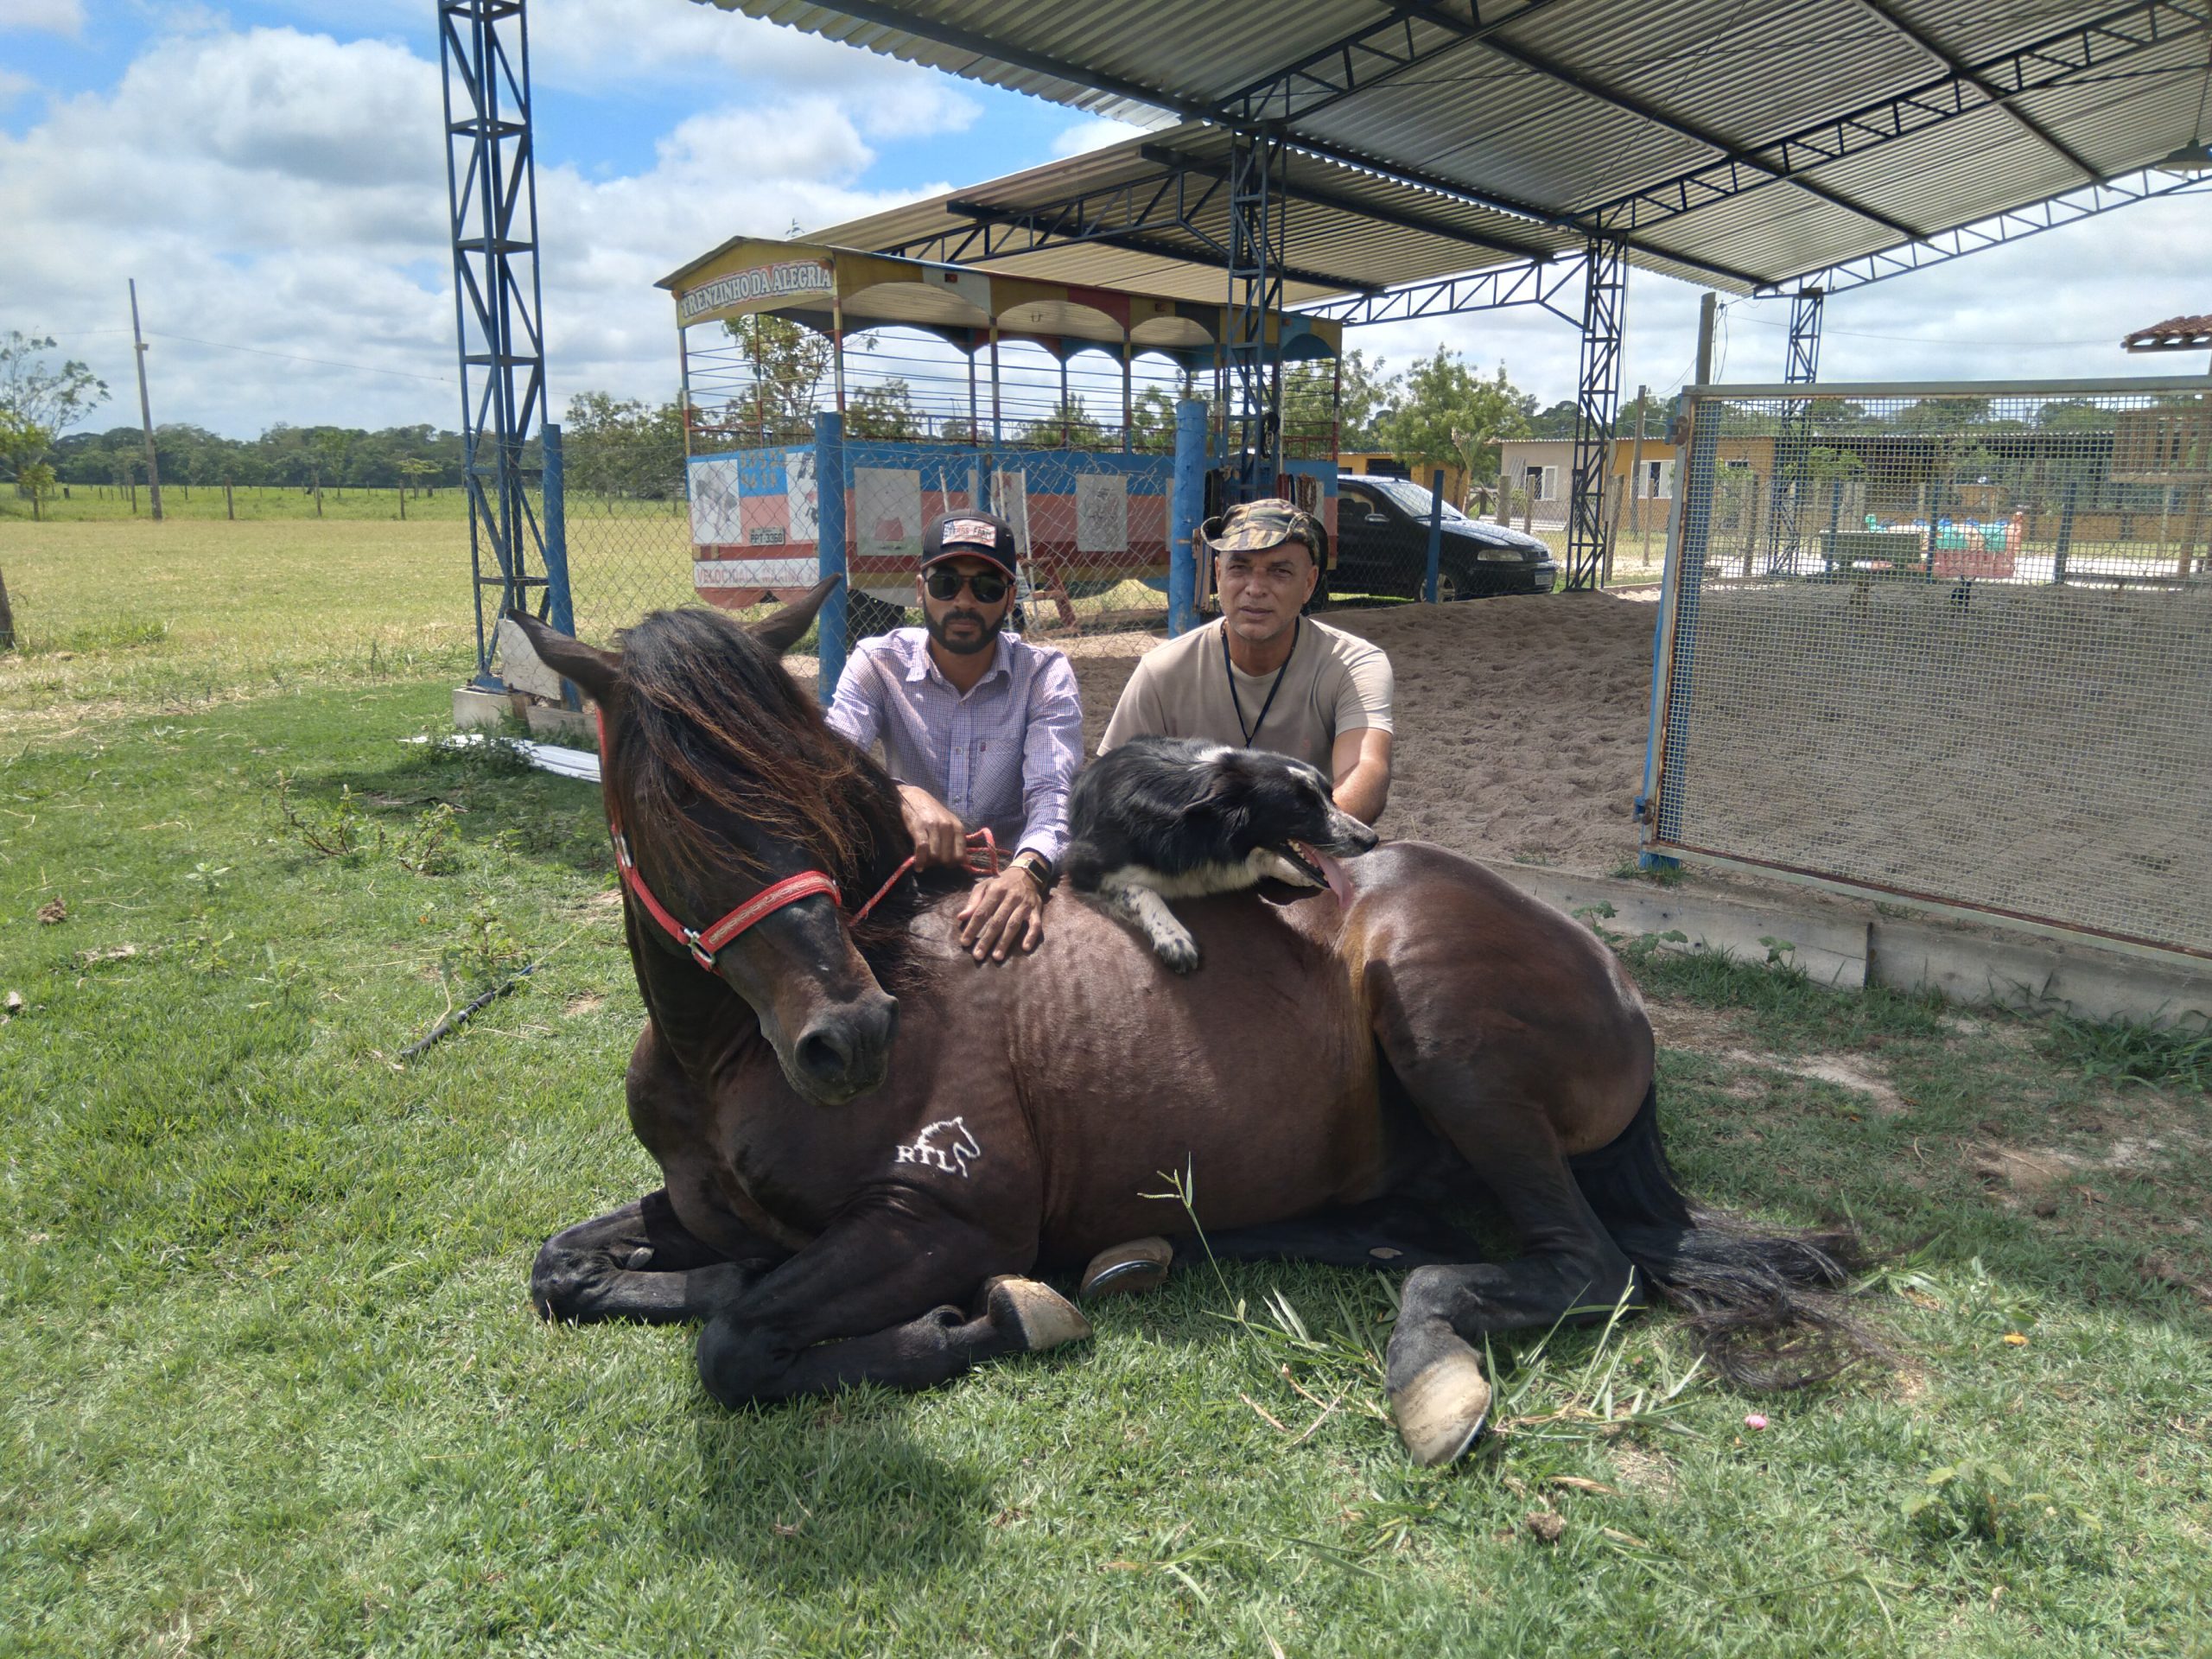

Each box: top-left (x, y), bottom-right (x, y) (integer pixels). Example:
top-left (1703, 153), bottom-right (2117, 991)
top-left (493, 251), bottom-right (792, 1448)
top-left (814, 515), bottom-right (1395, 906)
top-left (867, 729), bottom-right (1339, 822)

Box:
top-left (1, 331), bottom-right (112, 645)
top-left (308, 427), bottom-right (352, 515)
top-left (1526, 397), bottom-right (1580, 439)
top-left (846, 377), bottom-right (925, 441)
top-left (1283, 346), bottom-right (1391, 449)
top-left (563, 393), bottom-right (685, 498)
top-left (721, 314), bottom-right (835, 439)
top-left (1129, 385), bottom-right (1179, 454)
top-left (1018, 394), bottom-right (1103, 448)
top-left (1376, 350), bottom-right (1533, 505)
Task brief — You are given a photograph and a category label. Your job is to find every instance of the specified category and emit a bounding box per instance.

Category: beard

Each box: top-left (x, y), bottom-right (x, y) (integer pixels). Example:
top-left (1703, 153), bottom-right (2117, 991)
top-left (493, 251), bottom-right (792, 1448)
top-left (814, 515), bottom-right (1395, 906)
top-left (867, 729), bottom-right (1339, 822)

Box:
top-left (923, 605), bottom-right (1004, 657)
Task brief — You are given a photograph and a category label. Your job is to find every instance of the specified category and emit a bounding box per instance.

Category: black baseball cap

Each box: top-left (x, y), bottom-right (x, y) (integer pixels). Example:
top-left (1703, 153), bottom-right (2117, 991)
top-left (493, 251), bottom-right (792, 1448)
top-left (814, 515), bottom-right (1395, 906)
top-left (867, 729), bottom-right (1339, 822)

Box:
top-left (921, 510), bottom-right (1019, 577)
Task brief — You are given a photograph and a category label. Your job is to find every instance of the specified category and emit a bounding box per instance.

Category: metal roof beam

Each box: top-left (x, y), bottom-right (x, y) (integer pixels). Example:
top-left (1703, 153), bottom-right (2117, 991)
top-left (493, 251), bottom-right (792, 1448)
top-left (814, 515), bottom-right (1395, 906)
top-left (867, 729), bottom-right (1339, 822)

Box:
top-left (741, 0), bottom-right (1769, 289)
top-left (1214, 0), bottom-right (1575, 124)
top-left (1274, 134), bottom-right (1768, 288)
top-left (1468, 30), bottom-right (1925, 238)
top-left (942, 200), bottom-right (1382, 294)
top-left (1588, 0), bottom-right (2211, 235)
top-left (1765, 164), bottom-right (2212, 293)
top-left (1294, 255), bottom-right (1583, 327)
top-left (1135, 143), bottom-right (1556, 262)
top-left (1853, 0), bottom-right (2101, 181)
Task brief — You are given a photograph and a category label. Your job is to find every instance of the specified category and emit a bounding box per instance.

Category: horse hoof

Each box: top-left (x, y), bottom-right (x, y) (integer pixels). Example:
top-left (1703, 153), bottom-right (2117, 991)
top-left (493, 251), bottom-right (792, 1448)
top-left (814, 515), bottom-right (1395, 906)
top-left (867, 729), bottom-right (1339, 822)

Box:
top-left (1390, 1351), bottom-right (1493, 1467)
top-left (1078, 1236), bottom-right (1173, 1300)
top-left (982, 1275), bottom-right (1093, 1352)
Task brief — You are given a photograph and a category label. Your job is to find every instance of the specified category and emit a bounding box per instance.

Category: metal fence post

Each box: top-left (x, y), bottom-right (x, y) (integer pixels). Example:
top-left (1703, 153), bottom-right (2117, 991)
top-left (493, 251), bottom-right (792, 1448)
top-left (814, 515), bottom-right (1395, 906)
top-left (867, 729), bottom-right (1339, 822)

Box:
top-left (1169, 397), bottom-right (1206, 637)
top-left (1424, 468), bottom-right (1445, 603)
top-left (814, 410), bottom-right (849, 695)
top-left (539, 423), bottom-right (575, 639)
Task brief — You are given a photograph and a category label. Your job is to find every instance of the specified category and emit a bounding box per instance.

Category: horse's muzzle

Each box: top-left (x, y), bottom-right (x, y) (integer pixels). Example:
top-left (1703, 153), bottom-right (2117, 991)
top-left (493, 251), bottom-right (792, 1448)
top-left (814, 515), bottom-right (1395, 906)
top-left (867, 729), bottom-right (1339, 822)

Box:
top-left (790, 991), bottom-right (899, 1104)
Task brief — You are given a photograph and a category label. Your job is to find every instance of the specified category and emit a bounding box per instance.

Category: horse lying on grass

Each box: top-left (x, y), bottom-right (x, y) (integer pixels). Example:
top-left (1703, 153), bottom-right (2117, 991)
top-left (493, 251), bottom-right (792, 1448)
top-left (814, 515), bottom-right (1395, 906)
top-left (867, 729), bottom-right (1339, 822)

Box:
top-left (514, 585), bottom-right (1872, 1465)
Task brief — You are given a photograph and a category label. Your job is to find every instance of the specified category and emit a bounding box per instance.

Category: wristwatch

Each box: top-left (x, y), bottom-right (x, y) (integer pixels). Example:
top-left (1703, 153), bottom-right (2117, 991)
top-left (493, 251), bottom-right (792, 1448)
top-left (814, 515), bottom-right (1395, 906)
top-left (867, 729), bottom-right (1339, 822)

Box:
top-left (1010, 850), bottom-right (1056, 892)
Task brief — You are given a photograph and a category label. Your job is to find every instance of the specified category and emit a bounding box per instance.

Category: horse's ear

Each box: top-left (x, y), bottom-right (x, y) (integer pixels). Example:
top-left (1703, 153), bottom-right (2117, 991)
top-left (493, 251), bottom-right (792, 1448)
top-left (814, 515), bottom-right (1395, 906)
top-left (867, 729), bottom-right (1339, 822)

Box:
top-left (752, 575), bottom-right (842, 657)
top-left (504, 609), bottom-right (620, 703)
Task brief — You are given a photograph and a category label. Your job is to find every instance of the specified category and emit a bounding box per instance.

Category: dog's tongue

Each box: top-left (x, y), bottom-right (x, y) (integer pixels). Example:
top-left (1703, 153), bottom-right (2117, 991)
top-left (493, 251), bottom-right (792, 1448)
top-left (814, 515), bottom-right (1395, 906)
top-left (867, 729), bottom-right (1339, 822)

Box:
top-left (1297, 842), bottom-right (1356, 908)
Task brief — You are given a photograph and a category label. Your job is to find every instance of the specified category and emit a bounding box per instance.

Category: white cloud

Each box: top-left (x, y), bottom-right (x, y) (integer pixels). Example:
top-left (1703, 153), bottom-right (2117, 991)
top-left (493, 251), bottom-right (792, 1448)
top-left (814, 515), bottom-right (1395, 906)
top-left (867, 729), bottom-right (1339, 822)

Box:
top-left (3, 0), bottom-right (83, 38)
top-left (1351, 196), bottom-right (2212, 412)
top-left (528, 0), bottom-right (977, 122)
top-left (0, 22), bottom-right (950, 435)
top-left (0, 67), bottom-right (37, 107)
top-left (1051, 117), bottom-right (1148, 159)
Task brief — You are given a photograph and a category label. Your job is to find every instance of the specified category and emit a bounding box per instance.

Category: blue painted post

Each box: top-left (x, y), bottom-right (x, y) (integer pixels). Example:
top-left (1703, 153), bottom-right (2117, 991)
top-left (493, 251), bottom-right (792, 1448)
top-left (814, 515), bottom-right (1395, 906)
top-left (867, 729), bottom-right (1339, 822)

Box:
top-left (813, 410), bottom-right (849, 696)
top-left (1423, 467), bottom-right (1446, 603)
top-left (537, 421), bottom-right (578, 707)
top-left (1168, 397), bottom-right (1206, 637)
top-left (539, 423), bottom-right (575, 638)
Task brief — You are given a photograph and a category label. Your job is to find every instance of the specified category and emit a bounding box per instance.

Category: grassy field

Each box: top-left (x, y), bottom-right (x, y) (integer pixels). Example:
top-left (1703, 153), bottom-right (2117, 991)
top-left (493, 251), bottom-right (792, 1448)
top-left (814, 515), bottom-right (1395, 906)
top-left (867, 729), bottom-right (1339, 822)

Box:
top-left (2, 514), bottom-right (2208, 1656)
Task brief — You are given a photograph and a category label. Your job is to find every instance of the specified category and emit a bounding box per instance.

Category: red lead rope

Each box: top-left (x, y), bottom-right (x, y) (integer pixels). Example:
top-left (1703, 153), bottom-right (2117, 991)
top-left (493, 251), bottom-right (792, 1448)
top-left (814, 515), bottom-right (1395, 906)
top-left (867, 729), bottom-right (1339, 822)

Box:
top-left (594, 707), bottom-right (997, 971)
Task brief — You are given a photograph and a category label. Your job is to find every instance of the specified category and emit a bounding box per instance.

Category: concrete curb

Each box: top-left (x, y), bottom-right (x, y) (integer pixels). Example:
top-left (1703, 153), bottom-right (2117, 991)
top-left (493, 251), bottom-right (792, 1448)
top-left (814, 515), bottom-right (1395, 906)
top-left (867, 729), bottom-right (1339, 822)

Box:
top-left (1478, 858), bottom-right (2211, 1026)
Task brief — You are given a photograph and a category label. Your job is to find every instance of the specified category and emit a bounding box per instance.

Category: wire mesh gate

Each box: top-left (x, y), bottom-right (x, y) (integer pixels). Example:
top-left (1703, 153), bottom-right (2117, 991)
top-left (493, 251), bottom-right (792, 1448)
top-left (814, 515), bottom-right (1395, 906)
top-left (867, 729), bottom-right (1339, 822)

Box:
top-left (1646, 378), bottom-right (2212, 961)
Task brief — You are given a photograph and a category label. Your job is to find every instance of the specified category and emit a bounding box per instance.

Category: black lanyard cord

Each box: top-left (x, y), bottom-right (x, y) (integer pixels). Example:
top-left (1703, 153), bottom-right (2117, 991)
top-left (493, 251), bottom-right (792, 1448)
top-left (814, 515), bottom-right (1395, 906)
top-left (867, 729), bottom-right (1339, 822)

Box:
top-left (1221, 617), bottom-right (1299, 749)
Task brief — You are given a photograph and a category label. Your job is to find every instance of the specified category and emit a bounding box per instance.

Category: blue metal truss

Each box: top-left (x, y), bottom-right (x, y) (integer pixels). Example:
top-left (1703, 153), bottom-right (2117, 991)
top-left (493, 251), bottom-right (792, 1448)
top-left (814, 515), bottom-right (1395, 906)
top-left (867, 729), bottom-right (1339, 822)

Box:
top-left (440, 0), bottom-right (549, 683)
top-left (1767, 165), bottom-right (2212, 294)
top-left (1586, 0), bottom-right (2209, 238)
top-left (1564, 237), bottom-right (1625, 591)
top-left (1295, 255), bottom-right (1580, 327)
top-left (1762, 289), bottom-right (1824, 575)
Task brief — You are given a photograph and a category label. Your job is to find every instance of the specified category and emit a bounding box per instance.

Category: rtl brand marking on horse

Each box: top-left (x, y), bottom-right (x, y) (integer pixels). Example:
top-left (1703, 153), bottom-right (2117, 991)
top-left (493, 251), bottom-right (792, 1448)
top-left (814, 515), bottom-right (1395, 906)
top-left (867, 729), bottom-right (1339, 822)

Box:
top-left (894, 1116), bottom-right (982, 1178)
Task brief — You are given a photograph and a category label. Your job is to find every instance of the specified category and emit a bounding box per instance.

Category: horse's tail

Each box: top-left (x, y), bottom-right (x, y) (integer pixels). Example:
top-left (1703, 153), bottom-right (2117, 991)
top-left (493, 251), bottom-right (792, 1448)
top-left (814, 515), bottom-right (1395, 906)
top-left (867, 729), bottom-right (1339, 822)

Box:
top-left (1569, 1082), bottom-right (1888, 1389)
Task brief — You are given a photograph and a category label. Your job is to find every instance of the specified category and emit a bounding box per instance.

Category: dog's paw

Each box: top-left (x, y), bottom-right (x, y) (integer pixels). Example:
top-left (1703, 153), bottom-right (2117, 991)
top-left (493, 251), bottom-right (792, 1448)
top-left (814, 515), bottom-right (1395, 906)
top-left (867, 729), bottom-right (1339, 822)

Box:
top-left (1155, 933), bottom-right (1202, 974)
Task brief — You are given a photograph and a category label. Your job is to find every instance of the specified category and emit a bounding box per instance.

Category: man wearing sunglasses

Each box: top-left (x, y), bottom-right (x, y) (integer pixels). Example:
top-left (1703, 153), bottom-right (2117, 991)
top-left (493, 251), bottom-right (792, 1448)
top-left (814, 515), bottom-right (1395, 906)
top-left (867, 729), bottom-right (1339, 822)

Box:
top-left (1100, 499), bottom-right (1395, 823)
top-left (824, 509), bottom-right (1081, 963)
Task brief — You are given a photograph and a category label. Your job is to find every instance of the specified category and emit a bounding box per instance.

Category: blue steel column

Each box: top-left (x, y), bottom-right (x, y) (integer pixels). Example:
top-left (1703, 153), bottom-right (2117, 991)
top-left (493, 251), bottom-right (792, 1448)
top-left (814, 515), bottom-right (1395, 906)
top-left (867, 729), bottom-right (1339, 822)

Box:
top-left (440, 0), bottom-right (550, 688)
top-left (1763, 287), bottom-right (1824, 574)
top-left (813, 410), bottom-right (849, 696)
top-left (1224, 130), bottom-right (1287, 502)
top-left (539, 422), bottom-right (573, 638)
top-left (1565, 236), bottom-right (1627, 590)
top-left (1169, 398), bottom-right (1207, 636)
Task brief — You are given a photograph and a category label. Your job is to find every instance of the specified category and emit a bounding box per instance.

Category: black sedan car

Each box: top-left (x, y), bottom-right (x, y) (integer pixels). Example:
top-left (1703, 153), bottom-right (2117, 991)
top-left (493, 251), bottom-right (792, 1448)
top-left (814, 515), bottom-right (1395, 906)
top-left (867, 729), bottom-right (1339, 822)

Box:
top-left (1329, 473), bottom-right (1557, 601)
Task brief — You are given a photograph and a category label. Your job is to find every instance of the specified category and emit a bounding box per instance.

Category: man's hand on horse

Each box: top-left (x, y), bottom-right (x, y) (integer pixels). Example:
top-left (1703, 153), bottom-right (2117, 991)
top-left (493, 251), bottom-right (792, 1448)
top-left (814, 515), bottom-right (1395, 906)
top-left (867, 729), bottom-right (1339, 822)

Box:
top-left (957, 866), bottom-right (1047, 963)
top-left (897, 784), bottom-right (967, 868)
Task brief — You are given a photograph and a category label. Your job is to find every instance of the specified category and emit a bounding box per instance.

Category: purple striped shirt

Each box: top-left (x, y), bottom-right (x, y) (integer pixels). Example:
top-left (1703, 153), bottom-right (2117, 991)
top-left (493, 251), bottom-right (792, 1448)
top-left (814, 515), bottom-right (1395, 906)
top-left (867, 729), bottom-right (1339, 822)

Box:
top-left (823, 627), bottom-right (1082, 866)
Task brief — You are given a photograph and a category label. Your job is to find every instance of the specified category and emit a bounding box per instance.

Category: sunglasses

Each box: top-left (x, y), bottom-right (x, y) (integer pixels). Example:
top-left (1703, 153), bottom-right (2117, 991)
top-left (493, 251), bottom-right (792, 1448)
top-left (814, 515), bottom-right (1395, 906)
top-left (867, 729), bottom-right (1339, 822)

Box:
top-left (924, 566), bottom-right (1011, 604)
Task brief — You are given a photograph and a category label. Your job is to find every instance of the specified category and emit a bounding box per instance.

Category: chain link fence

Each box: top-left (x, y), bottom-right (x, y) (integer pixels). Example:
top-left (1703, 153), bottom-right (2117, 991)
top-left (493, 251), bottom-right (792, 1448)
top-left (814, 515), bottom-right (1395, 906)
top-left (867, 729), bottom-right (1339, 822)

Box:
top-left (1648, 379), bottom-right (2212, 959)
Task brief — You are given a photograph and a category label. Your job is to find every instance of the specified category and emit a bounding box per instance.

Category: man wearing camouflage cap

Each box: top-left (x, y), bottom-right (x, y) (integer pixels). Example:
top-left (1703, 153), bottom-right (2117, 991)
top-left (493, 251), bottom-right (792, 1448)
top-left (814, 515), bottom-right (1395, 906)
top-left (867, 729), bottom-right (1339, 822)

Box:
top-left (1099, 498), bottom-right (1395, 823)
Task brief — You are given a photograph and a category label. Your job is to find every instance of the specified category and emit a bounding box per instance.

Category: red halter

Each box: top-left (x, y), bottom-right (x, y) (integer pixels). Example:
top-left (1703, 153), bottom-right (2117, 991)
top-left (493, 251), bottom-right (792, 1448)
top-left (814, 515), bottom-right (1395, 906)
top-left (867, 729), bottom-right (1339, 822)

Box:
top-left (593, 708), bottom-right (997, 972)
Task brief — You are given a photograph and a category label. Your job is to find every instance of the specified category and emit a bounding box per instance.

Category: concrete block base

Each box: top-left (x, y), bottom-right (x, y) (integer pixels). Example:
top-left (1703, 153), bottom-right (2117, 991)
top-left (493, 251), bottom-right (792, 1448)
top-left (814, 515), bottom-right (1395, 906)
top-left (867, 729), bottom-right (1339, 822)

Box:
top-left (524, 703), bottom-right (594, 745)
top-left (453, 684), bottom-right (523, 732)
top-left (1482, 856), bottom-right (2210, 1027)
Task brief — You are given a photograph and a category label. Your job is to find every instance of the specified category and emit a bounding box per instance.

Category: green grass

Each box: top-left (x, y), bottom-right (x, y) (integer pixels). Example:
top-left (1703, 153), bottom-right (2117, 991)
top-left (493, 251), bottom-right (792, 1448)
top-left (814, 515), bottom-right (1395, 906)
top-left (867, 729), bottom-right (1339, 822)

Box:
top-left (1, 483), bottom-right (478, 524)
top-left (3, 518), bottom-right (2209, 1655)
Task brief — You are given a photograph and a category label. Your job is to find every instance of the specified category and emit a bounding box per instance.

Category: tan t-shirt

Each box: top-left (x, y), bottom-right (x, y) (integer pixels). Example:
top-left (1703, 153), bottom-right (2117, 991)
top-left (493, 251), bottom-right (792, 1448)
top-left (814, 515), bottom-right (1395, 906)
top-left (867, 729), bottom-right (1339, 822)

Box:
top-left (1099, 617), bottom-right (1394, 772)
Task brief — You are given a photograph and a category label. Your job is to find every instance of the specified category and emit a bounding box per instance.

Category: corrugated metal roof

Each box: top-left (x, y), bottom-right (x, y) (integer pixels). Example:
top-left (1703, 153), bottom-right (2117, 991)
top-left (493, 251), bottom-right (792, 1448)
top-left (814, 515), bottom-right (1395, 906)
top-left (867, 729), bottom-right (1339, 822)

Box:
top-left (702, 0), bottom-right (2212, 296)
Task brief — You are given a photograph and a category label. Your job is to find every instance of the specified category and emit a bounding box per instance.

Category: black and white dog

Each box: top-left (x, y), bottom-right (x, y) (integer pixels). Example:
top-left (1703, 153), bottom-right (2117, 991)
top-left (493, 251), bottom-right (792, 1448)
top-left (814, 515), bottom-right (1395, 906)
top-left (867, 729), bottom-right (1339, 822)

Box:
top-left (1063, 735), bottom-right (1380, 973)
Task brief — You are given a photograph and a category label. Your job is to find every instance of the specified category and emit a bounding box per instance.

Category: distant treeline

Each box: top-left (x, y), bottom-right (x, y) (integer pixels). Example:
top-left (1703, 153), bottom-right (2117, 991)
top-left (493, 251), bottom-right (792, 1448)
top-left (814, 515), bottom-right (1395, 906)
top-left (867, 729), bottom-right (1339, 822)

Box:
top-left (52, 423), bottom-right (485, 492)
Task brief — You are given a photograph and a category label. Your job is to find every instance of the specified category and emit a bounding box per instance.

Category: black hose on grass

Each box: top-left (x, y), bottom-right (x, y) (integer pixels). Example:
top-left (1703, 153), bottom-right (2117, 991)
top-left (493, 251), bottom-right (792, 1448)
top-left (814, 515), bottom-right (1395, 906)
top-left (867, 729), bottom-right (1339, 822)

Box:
top-left (401, 963), bottom-right (538, 1060)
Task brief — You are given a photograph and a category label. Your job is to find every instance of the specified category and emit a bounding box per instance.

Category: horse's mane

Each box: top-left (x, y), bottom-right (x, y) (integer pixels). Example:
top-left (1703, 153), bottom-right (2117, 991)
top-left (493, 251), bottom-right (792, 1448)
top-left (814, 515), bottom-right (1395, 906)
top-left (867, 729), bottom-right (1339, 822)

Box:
top-left (605, 607), bottom-right (931, 970)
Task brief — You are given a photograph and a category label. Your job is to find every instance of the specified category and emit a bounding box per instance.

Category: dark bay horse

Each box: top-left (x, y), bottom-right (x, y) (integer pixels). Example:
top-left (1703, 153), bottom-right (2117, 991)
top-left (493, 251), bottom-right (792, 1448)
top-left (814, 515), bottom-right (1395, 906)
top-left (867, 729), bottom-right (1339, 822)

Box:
top-left (513, 587), bottom-right (1861, 1465)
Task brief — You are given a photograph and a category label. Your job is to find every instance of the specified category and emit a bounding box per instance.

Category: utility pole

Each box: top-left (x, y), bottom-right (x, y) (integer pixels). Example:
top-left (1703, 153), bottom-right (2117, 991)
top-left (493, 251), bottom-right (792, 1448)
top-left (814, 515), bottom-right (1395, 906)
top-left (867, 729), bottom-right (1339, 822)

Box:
top-left (129, 278), bottom-right (163, 522)
top-left (1626, 383), bottom-right (1651, 571)
top-left (1693, 292), bottom-right (1719, 389)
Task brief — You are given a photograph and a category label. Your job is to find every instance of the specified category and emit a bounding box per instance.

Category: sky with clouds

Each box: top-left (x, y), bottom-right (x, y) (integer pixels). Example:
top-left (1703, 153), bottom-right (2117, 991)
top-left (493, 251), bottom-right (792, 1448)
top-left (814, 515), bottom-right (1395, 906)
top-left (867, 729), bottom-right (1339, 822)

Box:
top-left (7, 0), bottom-right (2212, 441)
